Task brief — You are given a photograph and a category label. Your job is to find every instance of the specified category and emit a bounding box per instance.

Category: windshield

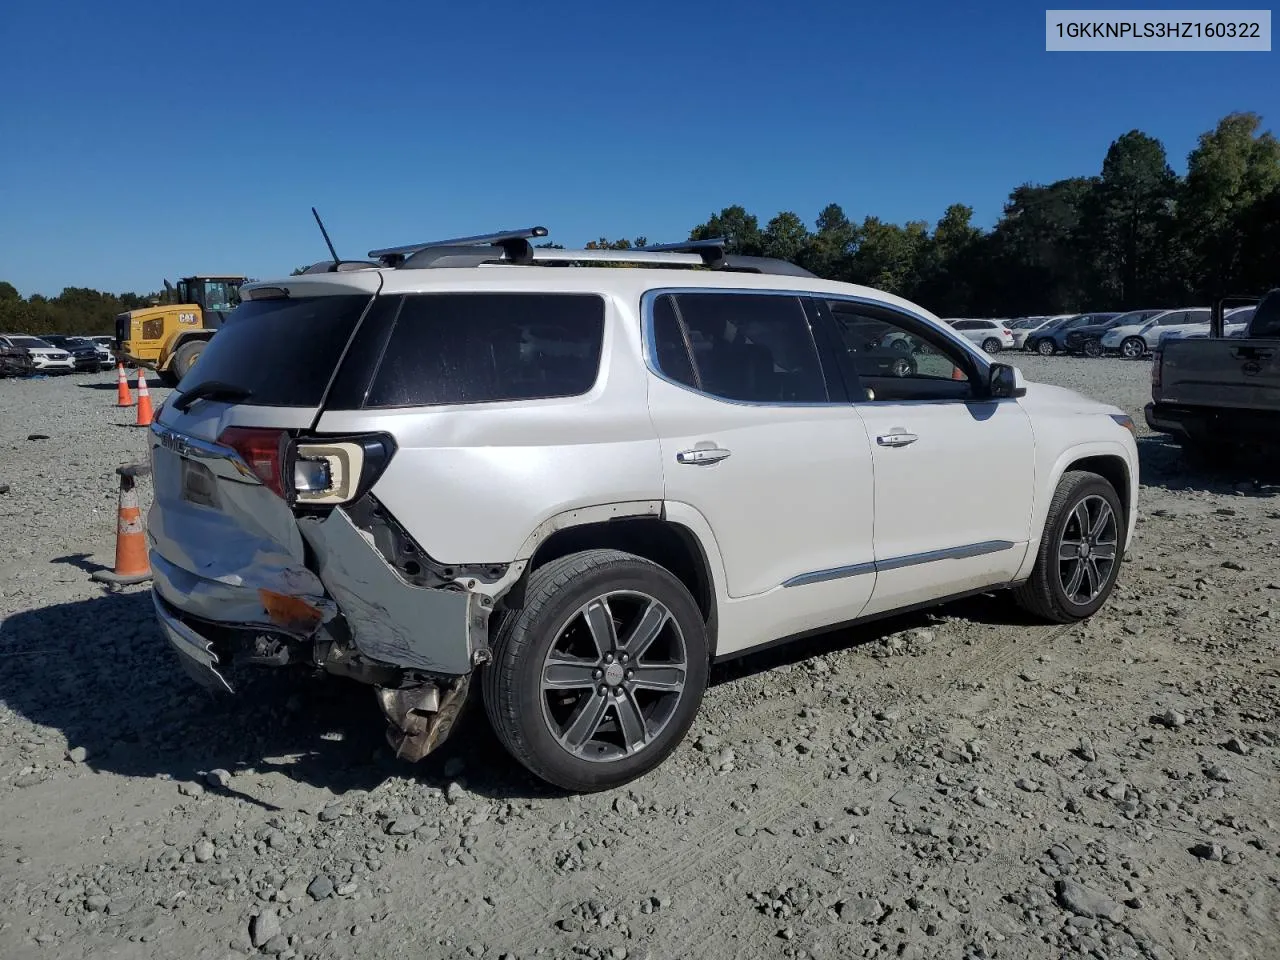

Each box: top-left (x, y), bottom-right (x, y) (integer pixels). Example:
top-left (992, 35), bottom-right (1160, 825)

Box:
top-left (8, 337), bottom-right (53, 348)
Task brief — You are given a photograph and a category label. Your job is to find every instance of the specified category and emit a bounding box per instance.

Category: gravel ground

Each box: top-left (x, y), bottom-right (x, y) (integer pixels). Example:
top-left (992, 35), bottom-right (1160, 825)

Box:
top-left (1, 359), bottom-right (1278, 960)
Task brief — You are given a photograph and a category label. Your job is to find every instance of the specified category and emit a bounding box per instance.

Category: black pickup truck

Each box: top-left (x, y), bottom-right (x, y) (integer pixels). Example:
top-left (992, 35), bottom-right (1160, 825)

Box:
top-left (1146, 289), bottom-right (1280, 463)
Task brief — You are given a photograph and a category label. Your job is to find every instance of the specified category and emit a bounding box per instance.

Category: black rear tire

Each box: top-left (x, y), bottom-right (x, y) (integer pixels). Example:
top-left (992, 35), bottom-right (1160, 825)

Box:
top-left (1120, 337), bottom-right (1145, 360)
top-left (982, 338), bottom-right (1002, 355)
top-left (483, 549), bottom-right (708, 793)
top-left (1013, 471), bottom-right (1126, 623)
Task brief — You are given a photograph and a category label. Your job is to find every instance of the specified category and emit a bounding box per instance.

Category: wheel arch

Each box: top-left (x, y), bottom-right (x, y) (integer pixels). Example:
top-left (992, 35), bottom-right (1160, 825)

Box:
top-left (1017, 442), bottom-right (1137, 582)
top-left (505, 511), bottom-right (721, 657)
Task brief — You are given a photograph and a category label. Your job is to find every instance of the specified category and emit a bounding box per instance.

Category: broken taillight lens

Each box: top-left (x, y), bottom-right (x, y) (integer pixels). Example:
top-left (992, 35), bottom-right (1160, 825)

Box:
top-left (218, 426), bottom-right (288, 498)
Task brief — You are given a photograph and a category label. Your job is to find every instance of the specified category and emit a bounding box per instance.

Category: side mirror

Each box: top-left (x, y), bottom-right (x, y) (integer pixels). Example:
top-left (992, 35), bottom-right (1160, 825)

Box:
top-left (988, 362), bottom-right (1027, 399)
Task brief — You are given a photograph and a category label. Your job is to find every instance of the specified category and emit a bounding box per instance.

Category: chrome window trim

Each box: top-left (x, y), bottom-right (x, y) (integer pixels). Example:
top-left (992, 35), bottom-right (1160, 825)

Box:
top-left (782, 540), bottom-right (1017, 588)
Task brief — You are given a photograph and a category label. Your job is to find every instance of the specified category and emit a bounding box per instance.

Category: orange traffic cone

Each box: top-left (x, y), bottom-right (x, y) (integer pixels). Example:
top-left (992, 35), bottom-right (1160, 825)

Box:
top-left (116, 362), bottom-right (134, 407)
top-left (92, 463), bottom-right (153, 588)
top-left (135, 371), bottom-right (153, 427)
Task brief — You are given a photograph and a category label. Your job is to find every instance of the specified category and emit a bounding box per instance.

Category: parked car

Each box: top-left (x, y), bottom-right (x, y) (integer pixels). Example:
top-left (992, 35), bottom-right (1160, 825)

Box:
top-left (0, 335), bottom-right (76, 373)
top-left (1158, 306), bottom-right (1256, 342)
top-left (1026, 313), bottom-right (1120, 356)
top-left (1024, 314), bottom-right (1095, 355)
top-left (1008, 316), bottom-right (1055, 350)
top-left (1064, 309), bottom-right (1163, 357)
top-left (1100, 308), bottom-right (1210, 359)
top-left (945, 318), bottom-right (1015, 354)
top-left (42, 335), bottom-right (110, 371)
top-left (0, 351), bottom-right (34, 377)
top-left (147, 228), bottom-right (1139, 792)
top-left (1147, 292), bottom-right (1280, 463)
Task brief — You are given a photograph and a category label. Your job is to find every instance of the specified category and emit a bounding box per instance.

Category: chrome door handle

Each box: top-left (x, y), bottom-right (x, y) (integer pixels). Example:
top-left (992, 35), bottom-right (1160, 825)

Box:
top-left (876, 432), bottom-right (918, 448)
top-left (676, 447), bottom-right (732, 465)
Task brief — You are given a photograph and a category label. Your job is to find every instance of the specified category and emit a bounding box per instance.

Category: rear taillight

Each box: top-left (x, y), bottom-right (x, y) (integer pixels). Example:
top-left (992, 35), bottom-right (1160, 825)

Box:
top-left (218, 426), bottom-right (289, 498)
top-left (1151, 349), bottom-right (1163, 388)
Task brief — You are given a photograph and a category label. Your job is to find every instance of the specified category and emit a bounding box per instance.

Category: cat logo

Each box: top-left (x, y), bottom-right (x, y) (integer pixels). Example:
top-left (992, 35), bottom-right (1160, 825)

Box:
top-left (178, 312), bottom-right (199, 325)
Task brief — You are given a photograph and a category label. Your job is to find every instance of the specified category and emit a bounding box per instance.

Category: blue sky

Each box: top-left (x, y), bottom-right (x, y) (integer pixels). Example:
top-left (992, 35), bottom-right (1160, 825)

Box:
top-left (1, 0), bottom-right (1275, 296)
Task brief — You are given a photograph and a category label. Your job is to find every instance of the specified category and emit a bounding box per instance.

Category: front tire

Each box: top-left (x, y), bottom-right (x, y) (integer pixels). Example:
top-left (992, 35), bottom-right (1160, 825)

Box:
top-left (1082, 338), bottom-right (1103, 358)
top-left (1120, 337), bottom-right (1145, 360)
top-left (1036, 339), bottom-right (1056, 356)
top-left (483, 549), bottom-right (708, 792)
top-left (982, 337), bottom-right (1002, 355)
top-left (171, 340), bottom-right (205, 382)
top-left (1013, 471), bottom-right (1125, 623)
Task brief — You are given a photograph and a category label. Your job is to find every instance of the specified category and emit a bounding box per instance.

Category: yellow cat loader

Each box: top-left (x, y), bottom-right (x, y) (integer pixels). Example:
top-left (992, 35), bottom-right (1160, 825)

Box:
top-left (115, 276), bottom-right (246, 386)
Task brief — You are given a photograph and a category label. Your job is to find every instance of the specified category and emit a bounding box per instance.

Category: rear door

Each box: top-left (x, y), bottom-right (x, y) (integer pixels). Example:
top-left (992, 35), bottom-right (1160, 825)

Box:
top-left (643, 289), bottom-right (877, 613)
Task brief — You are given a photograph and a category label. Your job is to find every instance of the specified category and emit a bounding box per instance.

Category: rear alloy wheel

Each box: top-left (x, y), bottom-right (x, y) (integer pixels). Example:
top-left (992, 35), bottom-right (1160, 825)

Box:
top-left (1120, 337), bottom-right (1145, 360)
top-left (1014, 471), bottom-right (1125, 623)
top-left (1082, 338), bottom-right (1103, 358)
top-left (982, 337), bottom-right (1002, 355)
top-left (483, 549), bottom-right (708, 792)
top-left (1036, 339), bottom-right (1056, 356)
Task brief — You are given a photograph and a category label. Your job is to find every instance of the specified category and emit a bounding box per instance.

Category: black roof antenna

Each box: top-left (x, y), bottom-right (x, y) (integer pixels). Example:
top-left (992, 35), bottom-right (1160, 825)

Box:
top-left (312, 207), bottom-right (341, 263)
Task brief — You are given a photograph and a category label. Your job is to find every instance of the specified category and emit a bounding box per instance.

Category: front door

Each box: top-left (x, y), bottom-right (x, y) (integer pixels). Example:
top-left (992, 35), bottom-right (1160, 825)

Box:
top-left (817, 298), bottom-right (1035, 616)
top-left (643, 290), bottom-right (876, 612)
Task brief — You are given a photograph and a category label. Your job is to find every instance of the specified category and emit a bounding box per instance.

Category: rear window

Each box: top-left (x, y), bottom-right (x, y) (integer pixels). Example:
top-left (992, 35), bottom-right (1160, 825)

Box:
top-left (365, 293), bottom-right (605, 408)
top-left (177, 295), bottom-right (373, 406)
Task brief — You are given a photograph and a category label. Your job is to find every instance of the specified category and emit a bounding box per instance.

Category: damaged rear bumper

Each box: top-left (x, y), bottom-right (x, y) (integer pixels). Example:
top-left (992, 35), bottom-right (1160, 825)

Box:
top-left (149, 500), bottom-right (496, 759)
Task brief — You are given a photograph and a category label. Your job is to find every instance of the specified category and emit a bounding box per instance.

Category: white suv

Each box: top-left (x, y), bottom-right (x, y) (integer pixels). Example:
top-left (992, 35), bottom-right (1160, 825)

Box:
top-left (147, 229), bottom-right (1140, 792)
top-left (0, 335), bottom-right (76, 372)
top-left (1100, 308), bottom-right (1210, 358)
top-left (943, 319), bottom-right (1015, 354)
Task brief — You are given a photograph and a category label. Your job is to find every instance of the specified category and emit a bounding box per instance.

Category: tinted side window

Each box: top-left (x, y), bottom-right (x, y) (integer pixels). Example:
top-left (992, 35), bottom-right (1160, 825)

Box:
top-left (952, 321), bottom-right (975, 330)
top-left (651, 295), bottom-right (698, 390)
top-left (366, 293), bottom-right (605, 407)
top-left (654, 293), bottom-right (828, 404)
top-left (826, 302), bottom-right (973, 403)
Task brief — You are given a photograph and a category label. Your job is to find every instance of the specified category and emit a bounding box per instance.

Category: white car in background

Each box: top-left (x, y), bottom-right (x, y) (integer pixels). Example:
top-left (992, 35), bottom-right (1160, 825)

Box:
top-left (1160, 306), bottom-right (1257, 341)
top-left (945, 318), bottom-right (1015, 354)
top-left (1100, 308), bottom-right (1210, 358)
top-left (0, 335), bottom-right (76, 372)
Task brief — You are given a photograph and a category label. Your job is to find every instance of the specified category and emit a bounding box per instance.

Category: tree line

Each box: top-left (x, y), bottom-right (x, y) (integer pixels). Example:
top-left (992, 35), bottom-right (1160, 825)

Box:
top-left (591, 111), bottom-right (1280, 316)
top-left (0, 282), bottom-right (159, 337)
top-left (3, 111), bottom-right (1277, 335)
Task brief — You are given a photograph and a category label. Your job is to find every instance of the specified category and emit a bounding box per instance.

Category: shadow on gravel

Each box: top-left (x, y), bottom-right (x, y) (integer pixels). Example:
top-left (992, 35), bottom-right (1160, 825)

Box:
top-left (1137, 435), bottom-right (1280, 494)
top-left (50, 552), bottom-right (107, 576)
top-left (76, 381), bottom-right (130, 391)
top-left (712, 591), bottom-right (1033, 687)
top-left (0, 587), bottom-right (1039, 803)
top-left (0, 591), bottom-right (552, 803)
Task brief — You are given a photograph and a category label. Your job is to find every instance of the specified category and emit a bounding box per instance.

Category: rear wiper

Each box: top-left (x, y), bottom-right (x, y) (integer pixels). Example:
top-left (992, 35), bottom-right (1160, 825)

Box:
top-left (172, 380), bottom-right (253, 413)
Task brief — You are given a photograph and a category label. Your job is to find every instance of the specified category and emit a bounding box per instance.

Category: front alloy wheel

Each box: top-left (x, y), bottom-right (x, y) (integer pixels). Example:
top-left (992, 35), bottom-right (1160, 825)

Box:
top-left (1082, 338), bottom-right (1103, 358)
top-left (1013, 470), bottom-right (1126, 623)
top-left (1036, 339), bottom-right (1056, 356)
top-left (484, 549), bottom-right (708, 792)
top-left (1120, 337), bottom-right (1145, 359)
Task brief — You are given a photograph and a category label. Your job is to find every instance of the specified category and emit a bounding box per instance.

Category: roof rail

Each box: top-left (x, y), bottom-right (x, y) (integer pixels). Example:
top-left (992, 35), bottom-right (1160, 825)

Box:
top-left (360, 226), bottom-right (816, 278)
top-left (368, 227), bottom-right (549, 266)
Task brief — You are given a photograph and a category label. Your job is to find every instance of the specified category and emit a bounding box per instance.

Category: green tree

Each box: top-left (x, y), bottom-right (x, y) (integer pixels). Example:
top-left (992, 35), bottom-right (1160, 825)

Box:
top-left (798, 203), bottom-right (856, 279)
top-left (689, 205), bottom-right (763, 256)
top-left (1079, 131), bottom-right (1180, 306)
top-left (1181, 112), bottom-right (1280, 296)
top-left (762, 211), bottom-right (811, 263)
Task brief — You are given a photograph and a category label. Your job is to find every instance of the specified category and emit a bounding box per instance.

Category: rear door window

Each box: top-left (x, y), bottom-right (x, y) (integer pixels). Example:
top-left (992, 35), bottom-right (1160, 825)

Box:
top-left (649, 292), bottom-right (828, 404)
top-left (365, 293), bottom-right (605, 407)
top-left (177, 294), bottom-right (375, 406)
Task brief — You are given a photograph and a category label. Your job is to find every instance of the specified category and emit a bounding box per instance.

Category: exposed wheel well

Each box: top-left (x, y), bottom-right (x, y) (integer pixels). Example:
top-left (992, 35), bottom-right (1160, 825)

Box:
top-left (1065, 455), bottom-right (1131, 526)
top-left (520, 518), bottom-right (718, 655)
